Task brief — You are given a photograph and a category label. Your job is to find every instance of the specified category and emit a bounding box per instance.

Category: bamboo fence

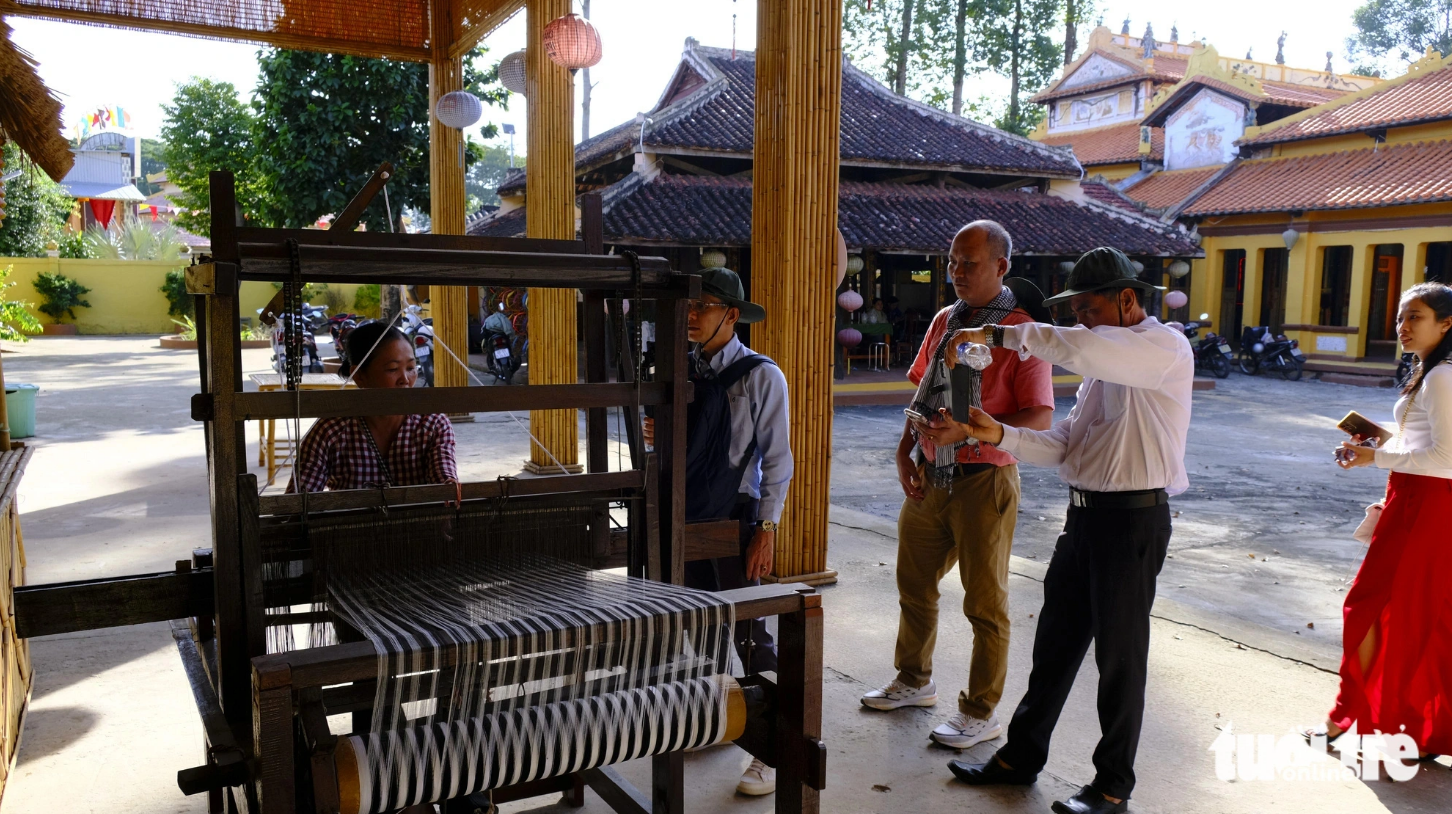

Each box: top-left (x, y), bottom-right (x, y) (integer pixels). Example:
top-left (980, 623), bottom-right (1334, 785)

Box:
top-left (0, 444), bottom-right (34, 805)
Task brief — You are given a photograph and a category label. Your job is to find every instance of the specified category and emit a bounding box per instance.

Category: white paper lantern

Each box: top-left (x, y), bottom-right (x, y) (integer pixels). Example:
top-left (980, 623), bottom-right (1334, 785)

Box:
top-left (499, 51), bottom-right (528, 94)
top-left (1168, 260), bottom-right (1190, 278)
top-left (435, 91), bottom-right (483, 129)
top-left (1058, 261), bottom-right (1075, 273)
top-left (1282, 227), bottom-right (1300, 250)
top-left (846, 255), bottom-right (864, 274)
top-left (1131, 260), bottom-right (1145, 273)
top-left (838, 289), bottom-right (864, 312)
top-left (835, 229), bottom-right (849, 288)
top-left (1165, 290), bottom-right (1188, 309)
top-left (700, 250), bottom-right (727, 269)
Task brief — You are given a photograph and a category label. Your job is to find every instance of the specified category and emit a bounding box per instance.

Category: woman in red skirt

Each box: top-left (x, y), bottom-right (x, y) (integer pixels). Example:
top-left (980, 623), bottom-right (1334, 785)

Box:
top-left (1332, 282), bottom-right (1452, 761)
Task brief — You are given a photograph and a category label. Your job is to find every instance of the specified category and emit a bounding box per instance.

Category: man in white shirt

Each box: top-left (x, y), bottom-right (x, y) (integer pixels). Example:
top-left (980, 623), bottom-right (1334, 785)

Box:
top-left (940, 247), bottom-right (1193, 814)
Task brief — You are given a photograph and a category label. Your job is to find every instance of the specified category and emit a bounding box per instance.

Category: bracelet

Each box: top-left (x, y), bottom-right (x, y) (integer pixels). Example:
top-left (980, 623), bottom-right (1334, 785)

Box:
top-left (757, 520), bottom-right (779, 532)
top-left (992, 325), bottom-right (1006, 349)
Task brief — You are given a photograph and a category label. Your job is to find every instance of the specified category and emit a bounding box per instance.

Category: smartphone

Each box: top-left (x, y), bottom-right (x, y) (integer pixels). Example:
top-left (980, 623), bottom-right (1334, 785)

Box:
top-left (903, 408), bottom-right (932, 429)
top-left (1337, 411), bottom-right (1393, 446)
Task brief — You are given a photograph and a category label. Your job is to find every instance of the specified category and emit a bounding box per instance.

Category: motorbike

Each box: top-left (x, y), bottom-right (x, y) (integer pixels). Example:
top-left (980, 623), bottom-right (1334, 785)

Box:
top-left (1396, 351), bottom-right (1416, 389)
top-left (327, 313), bottom-right (360, 371)
top-left (269, 312), bottom-right (324, 377)
top-left (484, 331), bottom-right (520, 384)
top-left (300, 302), bottom-right (330, 332)
top-left (1238, 325), bottom-right (1305, 380)
top-left (400, 305), bottom-right (435, 387)
top-left (1182, 315), bottom-right (1232, 379)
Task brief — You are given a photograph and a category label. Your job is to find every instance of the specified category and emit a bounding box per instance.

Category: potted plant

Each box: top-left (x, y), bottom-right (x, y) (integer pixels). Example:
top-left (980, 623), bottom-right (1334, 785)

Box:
top-left (33, 271), bottom-right (91, 335)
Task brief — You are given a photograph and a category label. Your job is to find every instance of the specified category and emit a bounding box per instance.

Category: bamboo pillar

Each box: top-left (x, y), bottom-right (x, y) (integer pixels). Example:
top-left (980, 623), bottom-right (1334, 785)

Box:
top-left (752, 0), bottom-right (843, 585)
top-left (429, 0), bottom-right (470, 394)
top-left (524, 0), bottom-right (581, 473)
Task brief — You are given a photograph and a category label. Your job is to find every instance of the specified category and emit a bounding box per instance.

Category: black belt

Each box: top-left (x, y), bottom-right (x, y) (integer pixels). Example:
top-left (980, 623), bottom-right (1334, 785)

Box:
top-left (1069, 487), bottom-right (1168, 510)
top-left (953, 463), bottom-right (996, 478)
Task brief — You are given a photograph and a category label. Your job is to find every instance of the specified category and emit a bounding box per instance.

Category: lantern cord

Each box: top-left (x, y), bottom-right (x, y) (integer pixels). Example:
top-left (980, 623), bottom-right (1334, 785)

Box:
top-left (383, 185), bottom-right (394, 233)
top-left (732, 0), bottom-right (738, 60)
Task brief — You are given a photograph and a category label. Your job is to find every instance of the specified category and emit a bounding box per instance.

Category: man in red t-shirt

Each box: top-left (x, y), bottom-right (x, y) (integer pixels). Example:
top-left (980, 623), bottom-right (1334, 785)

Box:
top-left (860, 221), bottom-right (1056, 752)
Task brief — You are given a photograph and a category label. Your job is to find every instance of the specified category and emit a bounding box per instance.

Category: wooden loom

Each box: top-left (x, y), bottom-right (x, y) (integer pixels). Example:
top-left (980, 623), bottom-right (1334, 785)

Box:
top-left (10, 171), bottom-right (825, 814)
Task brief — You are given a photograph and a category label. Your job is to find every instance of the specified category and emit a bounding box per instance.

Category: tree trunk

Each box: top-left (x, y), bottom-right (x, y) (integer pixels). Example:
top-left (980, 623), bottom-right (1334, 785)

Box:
top-left (1009, 0), bottom-right (1022, 128)
top-left (1063, 0), bottom-right (1078, 65)
top-left (581, 0), bottom-right (592, 139)
top-left (951, 0), bottom-right (969, 115)
top-left (894, 0), bottom-right (914, 95)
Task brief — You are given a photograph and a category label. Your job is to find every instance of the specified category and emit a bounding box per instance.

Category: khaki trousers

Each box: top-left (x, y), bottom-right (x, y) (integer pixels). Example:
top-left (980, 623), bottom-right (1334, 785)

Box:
top-left (894, 463), bottom-right (1019, 719)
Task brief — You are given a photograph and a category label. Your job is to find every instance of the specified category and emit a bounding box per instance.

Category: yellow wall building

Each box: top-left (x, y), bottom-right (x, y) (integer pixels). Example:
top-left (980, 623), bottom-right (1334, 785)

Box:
top-left (1178, 50), bottom-right (1452, 376)
top-left (0, 257), bottom-right (367, 335)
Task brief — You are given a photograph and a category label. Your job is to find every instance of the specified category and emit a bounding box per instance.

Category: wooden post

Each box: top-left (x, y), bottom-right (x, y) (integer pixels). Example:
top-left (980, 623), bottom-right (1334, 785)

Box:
top-left (0, 348), bottom-right (11, 451)
top-left (429, 0), bottom-right (472, 397)
top-left (752, 0), bottom-right (843, 585)
top-left (524, 0), bottom-right (582, 474)
top-left (581, 194), bottom-right (609, 474)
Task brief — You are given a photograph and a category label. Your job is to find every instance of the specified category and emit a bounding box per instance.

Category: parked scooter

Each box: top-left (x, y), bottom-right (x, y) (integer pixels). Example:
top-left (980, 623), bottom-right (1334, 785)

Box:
top-left (400, 304), bottom-right (435, 387)
top-left (1238, 325), bottom-right (1306, 380)
top-left (301, 302), bottom-right (330, 332)
top-left (327, 313), bottom-right (360, 371)
top-left (481, 304), bottom-right (519, 384)
top-left (268, 312), bottom-right (324, 377)
top-left (1182, 313), bottom-right (1232, 379)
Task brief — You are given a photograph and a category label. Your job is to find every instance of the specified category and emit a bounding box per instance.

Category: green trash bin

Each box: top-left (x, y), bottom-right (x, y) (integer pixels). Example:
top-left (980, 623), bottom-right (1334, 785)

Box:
top-left (5, 384), bottom-right (38, 439)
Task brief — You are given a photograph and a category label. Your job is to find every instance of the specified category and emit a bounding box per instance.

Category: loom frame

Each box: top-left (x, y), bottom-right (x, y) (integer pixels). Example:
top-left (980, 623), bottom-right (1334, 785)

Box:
top-left (180, 171), bottom-right (822, 814)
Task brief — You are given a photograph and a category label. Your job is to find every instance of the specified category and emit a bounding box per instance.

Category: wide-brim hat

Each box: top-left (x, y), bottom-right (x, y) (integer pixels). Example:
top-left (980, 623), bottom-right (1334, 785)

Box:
top-left (699, 267), bottom-right (766, 324)
top-left (1042, 247), bottom-right (1165, 307)
top-left (1004, 277), bottom-right (1052, 324)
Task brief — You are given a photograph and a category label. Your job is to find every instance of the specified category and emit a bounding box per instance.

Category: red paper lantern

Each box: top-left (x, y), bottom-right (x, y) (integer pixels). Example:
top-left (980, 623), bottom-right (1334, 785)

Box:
top-left (837, 328), bottom-right (863, 348)
top-left (542, 13), bottom-right (603, 71)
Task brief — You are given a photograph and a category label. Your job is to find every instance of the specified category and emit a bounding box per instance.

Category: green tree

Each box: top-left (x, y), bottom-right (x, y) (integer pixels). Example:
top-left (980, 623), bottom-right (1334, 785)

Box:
top-left (0, 142), bottom-right (74, 258)
top-left (160, 79), bottom-right (260, 235)
top-left (466, 142), bottom-right (525, 209)
top-left (249, 48), bottom-right (509, 232)
top-left (1348, 0), bottom-right (1452, 69)
top-left (0, 267), bottom-right (43, 342)
top-left (976, 0), bottom-right (1062, 134)
top-left (137, 137), bottom-right (168, 196)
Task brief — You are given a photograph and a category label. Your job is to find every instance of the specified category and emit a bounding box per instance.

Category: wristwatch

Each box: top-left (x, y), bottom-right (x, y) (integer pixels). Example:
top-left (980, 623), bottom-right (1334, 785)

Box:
top-left (757, 520), bottom-right (779, 532)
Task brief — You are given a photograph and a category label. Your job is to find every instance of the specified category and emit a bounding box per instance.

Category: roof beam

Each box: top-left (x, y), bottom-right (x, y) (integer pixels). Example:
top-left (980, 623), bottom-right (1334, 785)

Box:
top-left (449, 0), bottom-right (525, 59)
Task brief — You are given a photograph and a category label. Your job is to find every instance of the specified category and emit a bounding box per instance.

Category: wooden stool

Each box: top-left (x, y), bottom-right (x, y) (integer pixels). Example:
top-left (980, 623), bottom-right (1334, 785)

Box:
top-left (249, 373), bottom-right (357, 484)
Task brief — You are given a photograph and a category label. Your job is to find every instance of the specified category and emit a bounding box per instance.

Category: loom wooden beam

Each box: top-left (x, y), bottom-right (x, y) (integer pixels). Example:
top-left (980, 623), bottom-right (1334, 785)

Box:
top-left (258, 469), bottom-right (644, 515)
top-left (230, 246), bottom-right (679, 289)
top-left (524, 0), bottom-right (580, 474)
top-left (329, 162), bottom-right (395, 234)
top-left (12, 568), bottom-right (215, 639)
top-left (581, 194), bottom-right (610, 476)
top-left (751, 0), bottom-right (844, 587)
top-left (232, 382), bottom-right (681, 420)
top-left (172, 620), bottom-right (251, 797)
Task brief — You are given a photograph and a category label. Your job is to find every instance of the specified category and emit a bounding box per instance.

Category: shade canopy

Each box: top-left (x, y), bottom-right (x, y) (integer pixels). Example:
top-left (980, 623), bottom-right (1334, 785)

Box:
top-left (0, 18), bottom-right (73, 181)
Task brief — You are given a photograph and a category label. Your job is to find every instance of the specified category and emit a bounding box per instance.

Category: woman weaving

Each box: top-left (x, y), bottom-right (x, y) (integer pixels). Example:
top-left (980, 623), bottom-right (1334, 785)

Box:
top-left (287, 321), bottom-right (458, 493)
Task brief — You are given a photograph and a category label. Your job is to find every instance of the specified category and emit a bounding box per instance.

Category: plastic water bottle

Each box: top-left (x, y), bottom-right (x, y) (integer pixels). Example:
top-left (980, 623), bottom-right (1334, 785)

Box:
top-left (955, 342), bottom-right (993, 371)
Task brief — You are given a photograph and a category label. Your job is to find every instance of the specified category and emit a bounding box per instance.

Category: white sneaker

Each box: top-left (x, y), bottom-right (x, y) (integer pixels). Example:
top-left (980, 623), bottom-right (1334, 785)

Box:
top-left (736, 758), bottom-right (776, 796)
top-left (929, 712), bottom-right (1002, 748)
top-left (860, 678), bottom-right (938, 710)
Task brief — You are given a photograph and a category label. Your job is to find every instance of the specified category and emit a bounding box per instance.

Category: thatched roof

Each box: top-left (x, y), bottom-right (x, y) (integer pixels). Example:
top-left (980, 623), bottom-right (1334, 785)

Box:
top-left (0, 19), bottom-right (74, 182)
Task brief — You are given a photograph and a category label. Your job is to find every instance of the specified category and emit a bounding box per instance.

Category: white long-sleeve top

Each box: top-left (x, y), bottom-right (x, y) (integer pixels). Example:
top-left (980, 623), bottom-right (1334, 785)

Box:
top-left (707, 335), bottom-right (795, 523)
top-left (1375, 362), bottom-right (1452, 479)
top-left (995, 317), bottom-right (1195, 495)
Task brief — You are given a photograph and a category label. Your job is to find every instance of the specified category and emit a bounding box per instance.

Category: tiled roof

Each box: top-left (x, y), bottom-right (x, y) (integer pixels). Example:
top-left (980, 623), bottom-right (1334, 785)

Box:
top-left (1183, 139), bottom-right (1452, 215)
top-left (1081, 179), bottom-right (1147, 213)
top-left (1039, 122), bottom-right (1161, 165)
top-left (470, 172), bottom-right (1201, 257)
top-left (1260, 80), bottom-right (1347, 107)
top-left (1123, 167), bottom-right (1225, 210)
top-left (504, 45), bottom-right (1080, 190)
top-left (1031, 49), bottom-right (1184, 103)
top-left (1241, 57), bottom-right (1452, 146)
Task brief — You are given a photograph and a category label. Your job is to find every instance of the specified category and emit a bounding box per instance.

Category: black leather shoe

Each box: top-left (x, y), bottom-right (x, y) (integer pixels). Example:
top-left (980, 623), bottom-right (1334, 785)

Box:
top-left (1050, 785), bottom-right (1128, 814)
top-left (946, 755), bottom-right (1038, 785)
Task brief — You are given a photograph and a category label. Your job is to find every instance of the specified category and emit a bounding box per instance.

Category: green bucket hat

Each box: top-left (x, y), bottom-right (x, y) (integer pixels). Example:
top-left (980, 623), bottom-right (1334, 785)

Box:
top-left (699, 267), bottom-right (766, 324)
top-left (1042, 247), bottom-right (1165, 308)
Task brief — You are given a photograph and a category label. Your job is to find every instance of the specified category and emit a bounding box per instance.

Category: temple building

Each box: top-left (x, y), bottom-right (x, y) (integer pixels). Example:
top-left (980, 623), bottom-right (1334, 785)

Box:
top-left (1031, 24), bottom-right (1452, 382)
top-left (470, 38), bottom-right (1200, 335)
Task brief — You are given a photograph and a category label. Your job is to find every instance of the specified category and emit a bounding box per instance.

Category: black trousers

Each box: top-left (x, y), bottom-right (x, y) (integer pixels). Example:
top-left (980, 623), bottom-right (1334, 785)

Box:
top-left (683, 497), bottom-right (778, 673)
top-left (997, 500), bottom-right (1171, 801)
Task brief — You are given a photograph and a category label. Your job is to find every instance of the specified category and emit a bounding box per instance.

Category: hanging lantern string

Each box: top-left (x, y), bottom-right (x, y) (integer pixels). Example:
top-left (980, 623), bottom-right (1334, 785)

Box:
top-left (732, 0), bottom-right (738, 60)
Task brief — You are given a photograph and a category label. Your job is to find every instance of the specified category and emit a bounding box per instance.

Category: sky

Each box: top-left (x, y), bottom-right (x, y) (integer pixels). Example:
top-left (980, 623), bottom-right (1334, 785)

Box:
top-left (8, 0), bottom-right (1377, 155)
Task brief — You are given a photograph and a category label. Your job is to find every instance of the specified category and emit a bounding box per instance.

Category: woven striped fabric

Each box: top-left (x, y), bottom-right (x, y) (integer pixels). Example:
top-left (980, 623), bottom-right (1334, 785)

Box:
top-left (291, 503), bottom-right (735, 812)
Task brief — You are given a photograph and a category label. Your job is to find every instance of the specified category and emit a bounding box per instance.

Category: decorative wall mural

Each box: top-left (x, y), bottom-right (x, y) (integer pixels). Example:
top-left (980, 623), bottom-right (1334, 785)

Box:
top-left (1164, 89), bottom-right (1245, 170)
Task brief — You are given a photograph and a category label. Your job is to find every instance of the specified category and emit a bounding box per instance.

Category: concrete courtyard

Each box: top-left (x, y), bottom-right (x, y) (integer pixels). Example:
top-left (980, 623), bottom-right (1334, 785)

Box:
top-left (0, 336), bottom-right (1447, 814)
